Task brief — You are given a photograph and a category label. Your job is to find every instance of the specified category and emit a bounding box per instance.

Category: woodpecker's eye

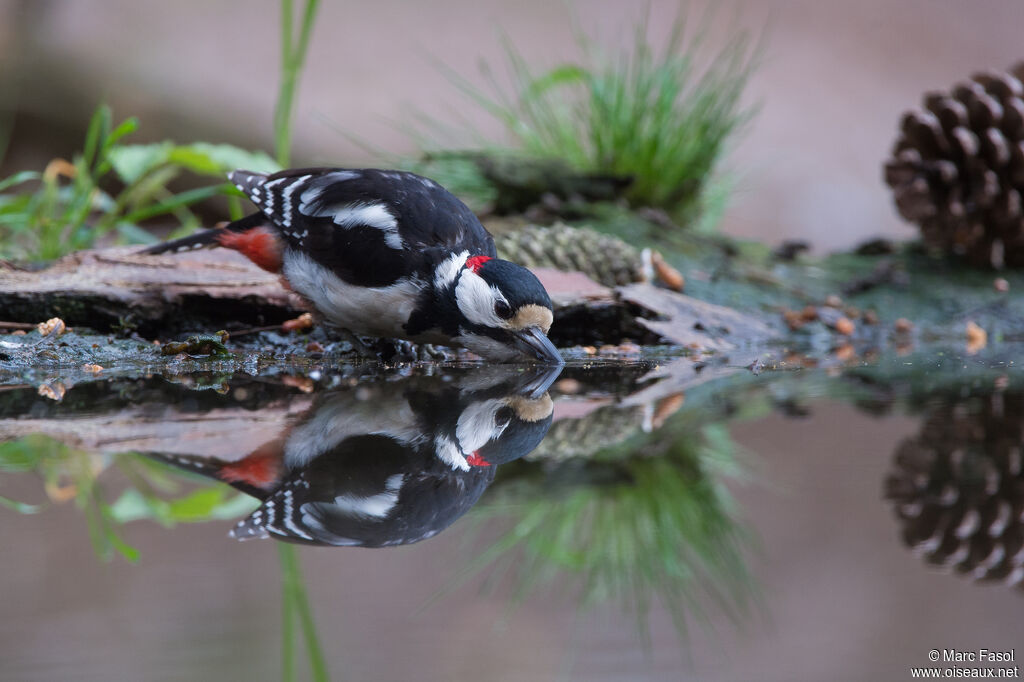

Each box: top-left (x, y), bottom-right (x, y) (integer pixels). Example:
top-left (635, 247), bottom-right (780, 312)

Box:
top-left (494, 300), bottom-right (513, 320)
top-left (495, 406), bottom-right (514, 427)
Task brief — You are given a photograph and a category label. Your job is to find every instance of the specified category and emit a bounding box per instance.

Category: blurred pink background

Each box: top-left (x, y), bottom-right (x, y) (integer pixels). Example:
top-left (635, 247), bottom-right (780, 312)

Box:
top-left (2, 0), bottom-right (1024, 252)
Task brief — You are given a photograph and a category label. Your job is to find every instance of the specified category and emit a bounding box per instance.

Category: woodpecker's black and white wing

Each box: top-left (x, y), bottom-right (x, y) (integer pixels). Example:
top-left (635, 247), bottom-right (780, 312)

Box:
top-left (231, 168), bottom-right (496, 288)
top-left (230, 434), bottom-right (495, 547)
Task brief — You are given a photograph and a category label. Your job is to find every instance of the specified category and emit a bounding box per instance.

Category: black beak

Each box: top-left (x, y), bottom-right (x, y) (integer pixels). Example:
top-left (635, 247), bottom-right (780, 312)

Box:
top-left (511, 326), bottom-right (564, 366)
top-left (518, 364), bottom-right (563, 399)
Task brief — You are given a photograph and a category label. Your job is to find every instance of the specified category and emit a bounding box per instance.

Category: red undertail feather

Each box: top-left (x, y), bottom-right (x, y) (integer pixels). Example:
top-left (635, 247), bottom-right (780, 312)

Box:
top-left (466, 255), bottom-right (492, 273)
top-left (217, 227), bottom-right (283, 273)
top-left (217, 442), bottom-right (284, 490)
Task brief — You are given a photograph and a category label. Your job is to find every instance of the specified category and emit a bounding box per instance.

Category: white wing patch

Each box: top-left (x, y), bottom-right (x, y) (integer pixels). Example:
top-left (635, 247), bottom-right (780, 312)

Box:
top-left (325, 203), bottom-right (403, 250)
top-left (282, 250), bottom-right (424, 338)
top-left (279, 488), bottom-right (314, 540)
top-left (329, 489), bottom-right (400, 519)
top-left (297, 170), bottom-right (361, 214)
top-left (238, 173), bottom-right (313, 233)
top-left (279, 175), bottom-right (311, 228)
top-left (328, 472), bottom-right (403, 519)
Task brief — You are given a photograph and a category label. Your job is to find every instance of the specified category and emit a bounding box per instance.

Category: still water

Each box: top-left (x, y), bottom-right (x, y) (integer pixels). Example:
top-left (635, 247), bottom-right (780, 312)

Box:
top-left (1, 351), bottom-right (1021, 681)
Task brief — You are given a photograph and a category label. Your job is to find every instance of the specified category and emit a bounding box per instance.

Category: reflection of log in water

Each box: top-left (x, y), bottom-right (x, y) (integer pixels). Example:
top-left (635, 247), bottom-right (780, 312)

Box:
top-left (885, 391), bottom-right (1024, 589)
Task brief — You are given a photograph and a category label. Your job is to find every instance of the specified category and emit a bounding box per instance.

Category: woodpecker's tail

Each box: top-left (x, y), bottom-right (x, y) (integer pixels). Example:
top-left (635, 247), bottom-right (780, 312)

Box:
top-left (142, 448), bottom-right (282, 500)
top-left (138, 212), bottom-right (266, 255)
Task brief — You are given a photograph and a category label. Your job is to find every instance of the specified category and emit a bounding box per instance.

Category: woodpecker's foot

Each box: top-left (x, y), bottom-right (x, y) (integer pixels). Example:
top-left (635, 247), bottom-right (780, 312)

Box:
top-left (379, 340), bottom-right (451, 362)
top-left (417, 343), bottom-right (451, 361)
top-left (336, 329), bottom-right (375, 358)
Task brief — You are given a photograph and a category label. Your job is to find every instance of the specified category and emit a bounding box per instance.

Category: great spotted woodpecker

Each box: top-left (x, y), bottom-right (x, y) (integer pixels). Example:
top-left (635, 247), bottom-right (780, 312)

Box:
top-left (141, 167), bottom-right (562, 364)
top-left (150, 366), bottom-right (558, 546)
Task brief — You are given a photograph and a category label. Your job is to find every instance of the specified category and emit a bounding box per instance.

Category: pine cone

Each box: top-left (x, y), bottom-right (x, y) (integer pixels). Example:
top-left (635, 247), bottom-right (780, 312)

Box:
top-left (493, 223), bottom-right (649, 287)
top-left (884, 392), bottom-right (1024, 588)
top-left (884, 63), bottom-right (1024, 267)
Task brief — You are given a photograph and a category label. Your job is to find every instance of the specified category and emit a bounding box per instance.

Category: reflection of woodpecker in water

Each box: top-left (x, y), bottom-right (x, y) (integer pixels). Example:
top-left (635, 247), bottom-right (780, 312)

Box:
top-left (150, 367), bottom-right (558, 547)
top-left (884, 390), bottom-right (1024, 589)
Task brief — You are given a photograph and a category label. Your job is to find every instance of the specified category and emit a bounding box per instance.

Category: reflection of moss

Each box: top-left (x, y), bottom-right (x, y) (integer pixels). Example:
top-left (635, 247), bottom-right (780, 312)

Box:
top-left (463, 422), bottom-right (755, 642)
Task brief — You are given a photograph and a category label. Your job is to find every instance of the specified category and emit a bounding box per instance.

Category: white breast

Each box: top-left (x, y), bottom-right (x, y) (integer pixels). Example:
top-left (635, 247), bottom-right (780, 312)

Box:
top-left (282, 250), bottom-right (425, 338)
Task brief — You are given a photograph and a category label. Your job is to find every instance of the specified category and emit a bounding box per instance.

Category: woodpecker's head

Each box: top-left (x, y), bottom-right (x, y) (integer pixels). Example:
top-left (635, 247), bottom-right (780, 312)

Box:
top-left (439, 253), bottom-right (562, 364)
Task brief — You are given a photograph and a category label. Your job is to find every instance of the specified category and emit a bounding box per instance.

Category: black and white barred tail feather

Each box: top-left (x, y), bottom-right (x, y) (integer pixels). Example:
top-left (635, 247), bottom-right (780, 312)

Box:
top-left (138, 212), bottom-right (267, 256)
top-left (141, 452), bottom-right (270, 499)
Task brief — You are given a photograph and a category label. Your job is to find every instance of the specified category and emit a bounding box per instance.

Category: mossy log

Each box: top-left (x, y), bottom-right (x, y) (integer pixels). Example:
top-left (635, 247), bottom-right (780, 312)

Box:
top-left (0, 247), bottom-right (778, 350)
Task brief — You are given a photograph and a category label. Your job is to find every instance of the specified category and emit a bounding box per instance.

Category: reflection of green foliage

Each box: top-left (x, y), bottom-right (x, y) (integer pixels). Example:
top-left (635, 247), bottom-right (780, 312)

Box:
top-left (279, 544), bottom-right (329, 682)
top-left (461, 423), bottom-right (755, 643)
top-left (0, 105), bottom-right (278, 260)
top-left (0, 436), bottom-right (256, 561)
top-left (430, 11), bottom-right (758, 231)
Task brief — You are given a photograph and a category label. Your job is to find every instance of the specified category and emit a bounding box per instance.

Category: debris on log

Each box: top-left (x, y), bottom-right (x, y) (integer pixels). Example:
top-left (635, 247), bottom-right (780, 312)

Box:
top-left (618, 283), bottom-right (777, 350)
top-left (0, 247), bottom-right (777, 350)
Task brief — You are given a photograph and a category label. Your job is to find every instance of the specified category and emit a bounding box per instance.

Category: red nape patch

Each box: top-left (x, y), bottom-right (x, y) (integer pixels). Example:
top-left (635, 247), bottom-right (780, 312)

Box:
top-left (216, 227), bottom-right (283, 273)
top-left (465, 255), bottom-right (492, 274)
top-left (466, 451), bottom-right (491, 467)
top-left (218, 443), bottom-right (284, 489)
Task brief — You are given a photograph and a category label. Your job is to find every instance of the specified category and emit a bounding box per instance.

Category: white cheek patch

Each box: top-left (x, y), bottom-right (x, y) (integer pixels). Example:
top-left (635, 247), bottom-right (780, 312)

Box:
top-left (455, 399), bottom-right (509, 454)
top-left (282, 250), bottom-right (424, 338)
top-left (455, 271), bottom-right (506, 327)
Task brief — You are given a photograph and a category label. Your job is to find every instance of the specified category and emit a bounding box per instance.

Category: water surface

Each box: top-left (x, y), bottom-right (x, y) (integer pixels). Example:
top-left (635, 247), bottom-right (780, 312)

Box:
top-left (1, 350), bottom-right (1021, 681)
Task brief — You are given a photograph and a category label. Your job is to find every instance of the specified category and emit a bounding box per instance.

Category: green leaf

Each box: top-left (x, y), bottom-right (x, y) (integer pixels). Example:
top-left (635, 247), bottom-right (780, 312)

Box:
top-left (169, 143), bottom-right (280, 176)
top-left (109, 484), bottom-right (257, 525)
top-left (0, 495), bottom-right (43, 514)
top-left (523, 64), bottom-right (589, 101)
top-left (166, 487), bottom-right (231, 521)
top-left (82, 105), bottom-right (112, 171)
top-left (110, 533), bottom-right (141, 562)
top-left (108, 142), bottom-right (173, 184)
top-left (120, 184), bottom-right (227, 224)
top-left (109, 488), bottom-right (168, 524)
top-left (103, 117), bottom-right (140, 151)
top-left (0, 171), bottom-right (40, 193)
top-left (206, 491), bottom-right (260, 520)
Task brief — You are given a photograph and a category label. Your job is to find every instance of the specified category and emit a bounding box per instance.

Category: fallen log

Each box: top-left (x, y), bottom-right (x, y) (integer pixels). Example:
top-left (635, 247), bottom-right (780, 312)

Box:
top-left (0, 247), bottom-right (778, 349)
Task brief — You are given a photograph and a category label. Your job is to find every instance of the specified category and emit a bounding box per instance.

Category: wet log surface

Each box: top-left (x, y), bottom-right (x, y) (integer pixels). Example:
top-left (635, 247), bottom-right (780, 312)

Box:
top-left (0, 248), bottom-right (302, 336)
top-left (0, 247), bottom-right (778, 350)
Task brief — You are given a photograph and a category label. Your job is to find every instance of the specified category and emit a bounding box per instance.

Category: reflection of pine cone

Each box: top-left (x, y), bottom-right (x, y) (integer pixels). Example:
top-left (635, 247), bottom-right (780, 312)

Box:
top-left (527, 405), bottom-right (645, 461)
top-left (494, 224), bottom-right (649, 287)
top-left (884, 392), bottom-right (1024, 588)
top-left (884, 63), bottom-right (1024, 268)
